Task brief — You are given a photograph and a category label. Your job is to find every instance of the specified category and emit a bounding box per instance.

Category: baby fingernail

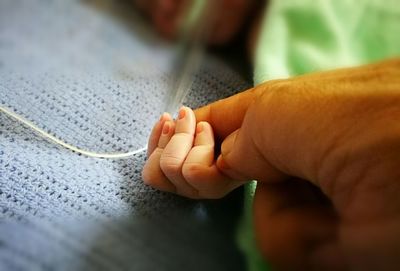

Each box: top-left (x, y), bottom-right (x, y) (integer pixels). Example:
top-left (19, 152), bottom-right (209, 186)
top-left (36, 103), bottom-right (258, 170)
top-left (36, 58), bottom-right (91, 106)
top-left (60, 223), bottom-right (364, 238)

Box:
top-left (178, 107), bottom-right (186, 120)
top-left (159, 112), bottom-right (167, 121)
top-left (162, 122), bottom-right (170, 134)
top-left (196, 123), bottom-right (203, 134)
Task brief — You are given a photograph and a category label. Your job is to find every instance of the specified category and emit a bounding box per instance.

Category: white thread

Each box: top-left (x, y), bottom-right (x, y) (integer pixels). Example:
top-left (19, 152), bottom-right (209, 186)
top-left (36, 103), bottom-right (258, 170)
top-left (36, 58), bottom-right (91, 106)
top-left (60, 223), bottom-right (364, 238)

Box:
top-left (0, 105), bottom-right (147, 159)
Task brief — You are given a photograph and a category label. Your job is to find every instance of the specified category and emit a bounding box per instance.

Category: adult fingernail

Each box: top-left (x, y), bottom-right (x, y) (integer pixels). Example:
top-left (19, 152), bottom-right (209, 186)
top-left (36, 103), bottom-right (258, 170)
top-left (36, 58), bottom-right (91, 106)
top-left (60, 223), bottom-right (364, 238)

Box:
top-left (217, 155), bottom-right (230, 170)
top-left (162, 122), bottom-right (170, 134)
top-left (217, 155), bottom-right (248, 182)
top-left (178, 107), bottom-right (186, 120)
top-left (221, 130), bottom-right (238, 156)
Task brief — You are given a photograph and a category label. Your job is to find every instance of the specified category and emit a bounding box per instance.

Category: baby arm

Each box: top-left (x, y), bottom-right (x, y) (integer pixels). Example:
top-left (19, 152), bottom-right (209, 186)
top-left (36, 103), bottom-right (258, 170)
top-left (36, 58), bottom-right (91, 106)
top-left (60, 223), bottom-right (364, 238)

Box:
top-left (142, 106), bottom-right (243, 199)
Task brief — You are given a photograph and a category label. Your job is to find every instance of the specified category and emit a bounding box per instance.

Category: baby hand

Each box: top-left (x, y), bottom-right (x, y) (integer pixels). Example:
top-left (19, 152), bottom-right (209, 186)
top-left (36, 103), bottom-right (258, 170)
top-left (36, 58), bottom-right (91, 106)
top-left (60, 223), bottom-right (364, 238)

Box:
top-left (142, 106), bottom-right (243, 199)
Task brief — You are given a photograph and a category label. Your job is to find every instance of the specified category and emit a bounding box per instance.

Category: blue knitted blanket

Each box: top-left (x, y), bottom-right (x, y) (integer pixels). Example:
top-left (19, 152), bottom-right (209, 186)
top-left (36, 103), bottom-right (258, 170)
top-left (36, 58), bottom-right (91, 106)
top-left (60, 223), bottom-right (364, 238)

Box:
top-left (0, 0), bottom-right (250, 270)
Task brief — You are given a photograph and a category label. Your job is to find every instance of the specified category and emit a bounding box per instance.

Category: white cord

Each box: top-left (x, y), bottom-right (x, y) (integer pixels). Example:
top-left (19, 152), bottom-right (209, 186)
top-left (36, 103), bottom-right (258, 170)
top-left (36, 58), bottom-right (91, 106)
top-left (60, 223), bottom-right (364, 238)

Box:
top-left (0, 105), bottom-right (147, 159)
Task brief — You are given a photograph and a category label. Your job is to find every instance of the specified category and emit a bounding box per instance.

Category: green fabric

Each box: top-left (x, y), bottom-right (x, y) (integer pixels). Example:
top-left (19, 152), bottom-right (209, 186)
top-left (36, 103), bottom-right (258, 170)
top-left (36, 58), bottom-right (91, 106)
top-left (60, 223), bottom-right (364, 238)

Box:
top-left (254, 0), bottom-right (400, 84)
top-left (237, 182), bottom-right (268, 271)
top-left (241, 0), bottom-right (400, 270)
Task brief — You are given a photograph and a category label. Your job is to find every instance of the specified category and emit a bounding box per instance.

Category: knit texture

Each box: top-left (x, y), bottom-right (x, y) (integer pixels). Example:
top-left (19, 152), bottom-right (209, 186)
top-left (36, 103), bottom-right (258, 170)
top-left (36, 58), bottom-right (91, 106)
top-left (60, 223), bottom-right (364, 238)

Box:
top-left (0, 0), bottom-right (251, 270)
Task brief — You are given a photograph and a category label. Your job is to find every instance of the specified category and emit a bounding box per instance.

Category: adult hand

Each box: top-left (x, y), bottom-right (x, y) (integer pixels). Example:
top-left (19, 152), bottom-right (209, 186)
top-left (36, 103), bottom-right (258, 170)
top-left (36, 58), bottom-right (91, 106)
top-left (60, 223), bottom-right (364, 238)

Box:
top-left (195, 59), bottom-right (400, 270)
top-left (133, 0), bottom-right (257, 45)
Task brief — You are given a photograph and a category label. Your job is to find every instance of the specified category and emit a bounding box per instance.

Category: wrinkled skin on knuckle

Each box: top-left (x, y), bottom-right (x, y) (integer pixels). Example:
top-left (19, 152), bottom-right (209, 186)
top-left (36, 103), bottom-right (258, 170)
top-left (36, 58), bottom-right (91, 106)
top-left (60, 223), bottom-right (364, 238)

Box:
top-left (159, 155), bottom-right (182, 177)
top-left (181, 163), bottom-right (228, 199)
top-left (248, 80), bottom-right (300, 175)
top-left (181, 163), bottom-right (212, 198)
top-left (182, 163), bottom-right (204, 183)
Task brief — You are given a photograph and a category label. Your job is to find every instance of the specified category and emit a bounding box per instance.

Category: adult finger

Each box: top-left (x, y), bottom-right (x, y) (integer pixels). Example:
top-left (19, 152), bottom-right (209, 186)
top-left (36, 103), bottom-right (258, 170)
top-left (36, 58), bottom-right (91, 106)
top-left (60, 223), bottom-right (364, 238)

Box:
top-left (194, 86), bottom-right (260, 140)
top-left (253, 181), bottom-right (342, 270)
top-left (216, 102), bottom-right (286, 183)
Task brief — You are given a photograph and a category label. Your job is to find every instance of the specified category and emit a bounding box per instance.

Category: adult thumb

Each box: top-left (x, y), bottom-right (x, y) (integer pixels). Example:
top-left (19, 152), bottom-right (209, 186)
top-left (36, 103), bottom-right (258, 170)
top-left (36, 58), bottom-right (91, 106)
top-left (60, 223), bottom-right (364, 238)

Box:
top-left (216, 116), bottom-right (286, 183)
